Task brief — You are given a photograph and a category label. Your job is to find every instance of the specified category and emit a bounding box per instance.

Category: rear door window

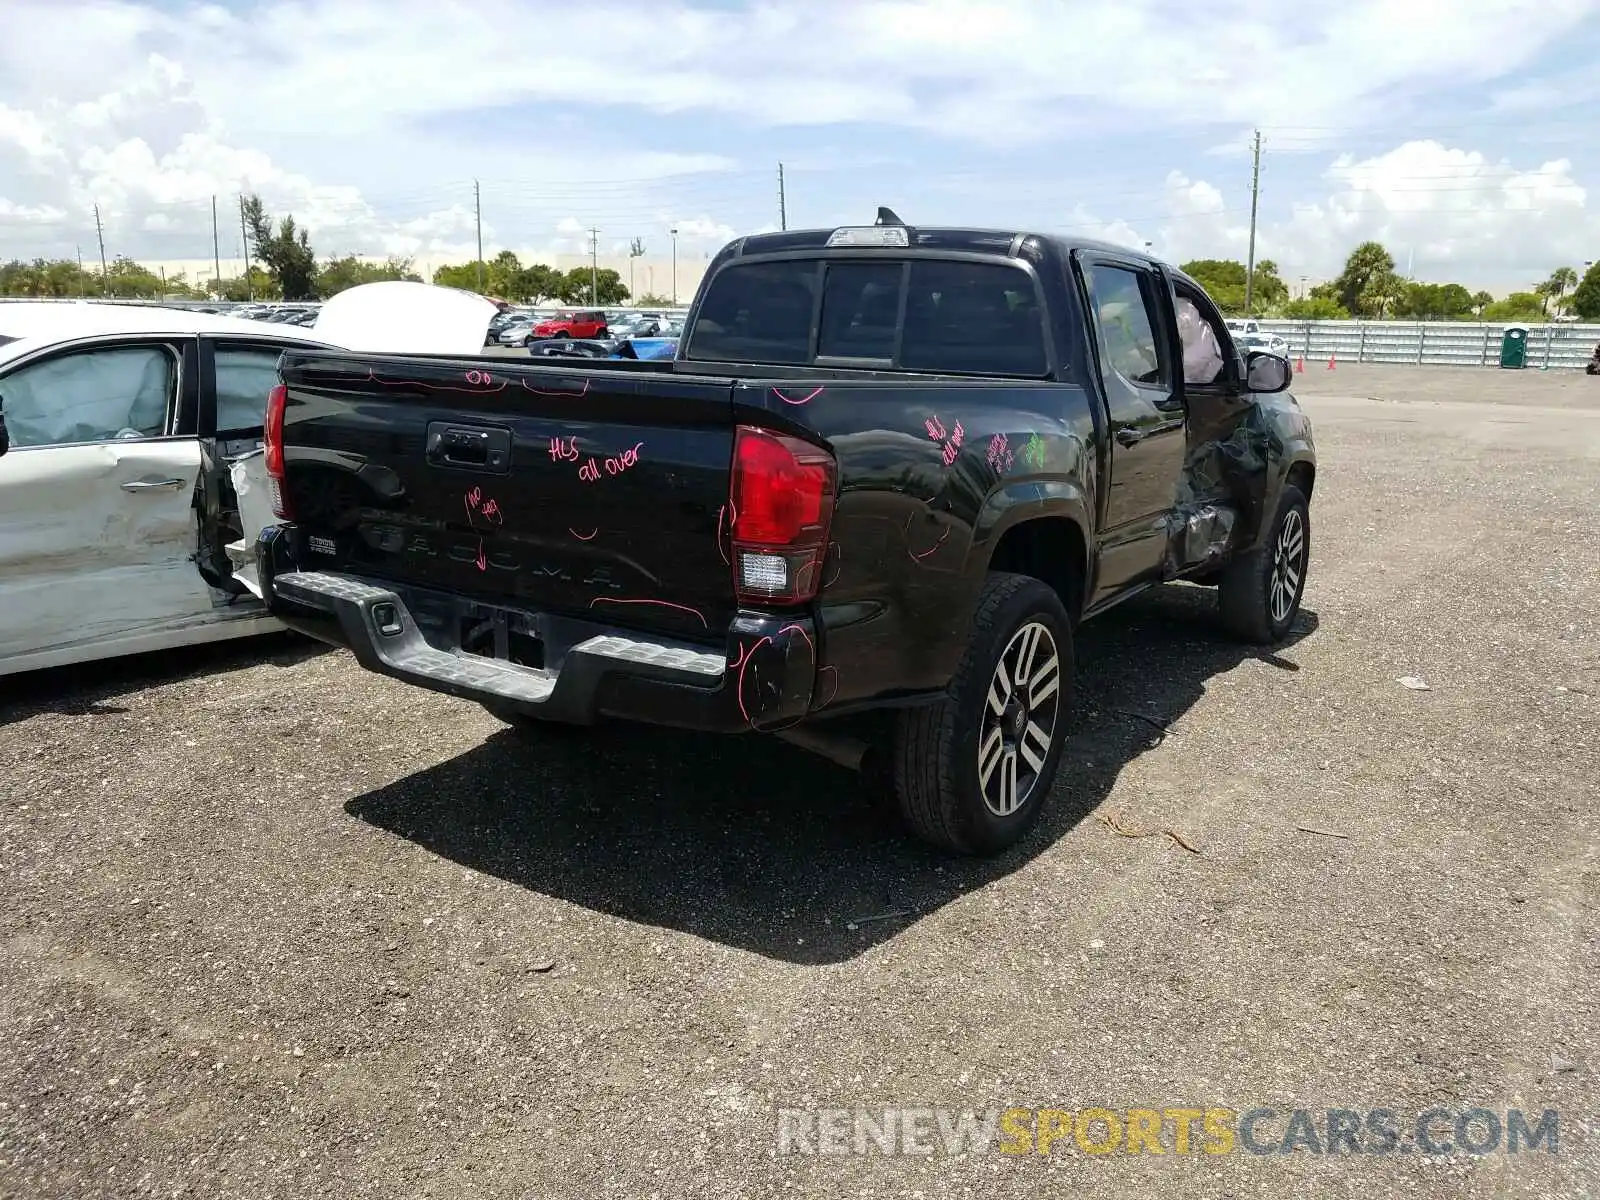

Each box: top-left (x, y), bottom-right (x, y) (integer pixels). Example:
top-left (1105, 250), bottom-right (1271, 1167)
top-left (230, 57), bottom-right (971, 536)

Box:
top-left (900, 261), bottom-right (1047, 376)
top-left (687, 261), bottom-right (819, 365)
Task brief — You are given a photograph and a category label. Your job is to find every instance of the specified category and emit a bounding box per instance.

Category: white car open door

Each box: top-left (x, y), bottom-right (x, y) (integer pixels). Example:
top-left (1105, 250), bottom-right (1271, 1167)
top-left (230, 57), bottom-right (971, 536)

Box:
top-left (224, 282), bottom-right (500, 593)
top-left (0, 340), bottom-right (224, 675)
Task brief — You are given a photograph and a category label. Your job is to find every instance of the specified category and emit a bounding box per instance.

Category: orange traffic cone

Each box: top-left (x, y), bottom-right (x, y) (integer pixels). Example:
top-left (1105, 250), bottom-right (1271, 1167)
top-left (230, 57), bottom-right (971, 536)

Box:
top-left (1296, 354), bottom-right (1305, 373)
top-left (1326, 351), bottom-right (1337, 370)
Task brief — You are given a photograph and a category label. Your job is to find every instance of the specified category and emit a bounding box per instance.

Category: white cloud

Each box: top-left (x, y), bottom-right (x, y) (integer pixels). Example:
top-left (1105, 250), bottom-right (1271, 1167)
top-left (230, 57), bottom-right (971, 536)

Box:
top-left (1, 1), bottom-right (1597, 292)
top-left (1048, 142), bottom-right (1598, 289)
top-left (163, 0), bottom-right (1577, 138)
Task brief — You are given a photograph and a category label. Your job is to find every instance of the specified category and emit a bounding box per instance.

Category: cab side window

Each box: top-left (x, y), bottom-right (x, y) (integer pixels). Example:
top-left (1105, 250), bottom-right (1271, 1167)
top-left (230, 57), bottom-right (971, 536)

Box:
top-left (1085, 265), bottom-right (1168, 389)
top-left (0, 344), bottom-right (175, 449)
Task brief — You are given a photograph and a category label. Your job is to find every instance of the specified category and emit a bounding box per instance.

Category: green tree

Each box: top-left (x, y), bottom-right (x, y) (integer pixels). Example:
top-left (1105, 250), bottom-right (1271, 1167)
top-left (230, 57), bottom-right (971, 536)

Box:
top-left (1250, 259), bottom-right (1289, 310)
top-left (1391, 282), bottom-right (1475, 320)
top-left (431, 255), bottom-right (562, 301)
top-left (634, 291), bottom-right (673, 307)
top-left (98, 256), bottom-right (191, 299)
top-left (1565, 263), bottom-right (1600, 320)
top-left (1482, 292), bottom-right (1547, 323)
top-left (242, 193), bottom-right (319, 300)
top-left (317, 255), bottom-right (420, 298)
top-left (0, 257), bottom-right (97, 297)
top-left (1333, 241), bottom-right (1397, 317)
top-left (1534, 266), bottom-right (1579, 316)
top-left (430, 261), bottom-right (482, 291)
top-left (554, 267), bottom-right (629, 305)
top-left (1281, 295), bottom-right (1349, 319)
top-left (1471, 290), bottom-right (1494, 318)
top-left (484, 250), bottom-right (524, 298)
top-left (626, 237), bottom-right (646, 298)
top-left (1178, 259), bottom-right (1246, 313)
top-left (520, 263), bottom-right (562, 302)
top-left (1177, 258), bottom-right (1287, 315)
top-left (217, 269), bottom-right (280, 301)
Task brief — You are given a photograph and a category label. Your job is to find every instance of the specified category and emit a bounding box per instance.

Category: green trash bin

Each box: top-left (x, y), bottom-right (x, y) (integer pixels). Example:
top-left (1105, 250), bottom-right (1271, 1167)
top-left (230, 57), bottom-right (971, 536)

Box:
top-left (1499, 325), bottom-right (1528, 369)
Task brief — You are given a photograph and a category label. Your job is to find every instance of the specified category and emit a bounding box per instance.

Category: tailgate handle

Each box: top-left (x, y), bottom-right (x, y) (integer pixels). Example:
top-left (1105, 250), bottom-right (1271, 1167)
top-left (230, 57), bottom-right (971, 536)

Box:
top-left (425, 422), bottom-right (512, 473)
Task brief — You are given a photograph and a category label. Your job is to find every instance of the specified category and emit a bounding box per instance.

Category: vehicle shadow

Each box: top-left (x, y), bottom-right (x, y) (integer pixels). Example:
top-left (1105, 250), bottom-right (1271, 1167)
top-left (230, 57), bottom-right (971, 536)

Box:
top-left (0, 632), bottom-right (329, 726)
top-left (346, 585), bottom-right (1318, 964)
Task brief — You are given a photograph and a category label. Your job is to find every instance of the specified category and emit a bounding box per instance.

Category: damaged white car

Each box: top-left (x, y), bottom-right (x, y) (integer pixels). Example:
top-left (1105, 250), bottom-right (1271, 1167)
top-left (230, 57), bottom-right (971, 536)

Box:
top-left (0, 284), bottom-right (498, 676)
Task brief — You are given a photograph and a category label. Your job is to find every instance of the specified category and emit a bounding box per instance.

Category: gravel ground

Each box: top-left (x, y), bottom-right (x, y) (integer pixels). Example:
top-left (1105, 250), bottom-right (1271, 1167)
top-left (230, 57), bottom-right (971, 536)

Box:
top-left (2, 365), bottom-right (1597, 1199)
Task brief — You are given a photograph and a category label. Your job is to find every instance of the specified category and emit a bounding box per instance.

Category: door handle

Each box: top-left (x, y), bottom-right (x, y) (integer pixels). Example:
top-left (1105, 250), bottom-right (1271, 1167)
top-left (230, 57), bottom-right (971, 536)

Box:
top-left (121, 478), bottom-right (186, 492)
top-left (1115, 428), bottom-right (1145, 447)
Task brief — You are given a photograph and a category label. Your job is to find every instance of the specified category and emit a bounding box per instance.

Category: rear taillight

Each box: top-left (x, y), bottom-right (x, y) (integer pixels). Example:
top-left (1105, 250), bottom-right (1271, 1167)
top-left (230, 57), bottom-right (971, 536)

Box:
top-left (263, 383), bottom-right (292, 519)
top-left (729, 425), bottom-right (836, 604)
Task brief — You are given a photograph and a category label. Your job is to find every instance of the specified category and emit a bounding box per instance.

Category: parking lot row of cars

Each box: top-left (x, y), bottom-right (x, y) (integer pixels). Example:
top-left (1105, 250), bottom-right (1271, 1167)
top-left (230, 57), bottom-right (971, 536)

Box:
top-left (163, 299), bottom-right (691, 349)
top-left (486, 307), bottom-right (686, 348)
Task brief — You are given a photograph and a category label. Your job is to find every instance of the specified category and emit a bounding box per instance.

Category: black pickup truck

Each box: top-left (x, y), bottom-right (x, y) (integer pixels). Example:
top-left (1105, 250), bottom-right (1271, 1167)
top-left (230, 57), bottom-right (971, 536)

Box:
top-left (254, 211), bottom-right (1315, 855)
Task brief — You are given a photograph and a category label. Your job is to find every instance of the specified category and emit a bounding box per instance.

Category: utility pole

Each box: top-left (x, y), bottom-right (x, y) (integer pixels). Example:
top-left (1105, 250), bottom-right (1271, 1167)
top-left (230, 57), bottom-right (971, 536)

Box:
top-left (587, 228), bottom-right (601, 304)
top-left (211, 195), bottom-right (223, 298)
top-left (670, 228), bottom-right (678, 305)
top-left (1244, 129), bottom-right (1261, 316)
top-left (238, 195), bottom-right (253, 300)
top-left (778, 162), bottom-right (787, 231)
top-left (93, 204), bottom-right (109, 296)
top-left (474, 179), bottom-right (484, 293)
top-left (75, 245), bottom-right (84, 296)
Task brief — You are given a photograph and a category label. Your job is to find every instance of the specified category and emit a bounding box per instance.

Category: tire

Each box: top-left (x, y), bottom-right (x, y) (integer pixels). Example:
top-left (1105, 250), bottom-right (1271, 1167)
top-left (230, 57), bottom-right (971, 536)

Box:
top-left (892, 572), bottom-right (1075, 856)
top-left (1217, 484), bottom-right (1309, 644)
top-left (553, 331), bottom-right (570, 339)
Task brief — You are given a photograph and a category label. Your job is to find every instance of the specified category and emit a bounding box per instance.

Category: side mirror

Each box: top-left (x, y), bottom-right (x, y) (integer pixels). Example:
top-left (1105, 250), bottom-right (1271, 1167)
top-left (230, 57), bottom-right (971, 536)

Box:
top-left (1244, 350), bottom-right (1292, 393)
top-left (0, 411), bottom-right (8, 457)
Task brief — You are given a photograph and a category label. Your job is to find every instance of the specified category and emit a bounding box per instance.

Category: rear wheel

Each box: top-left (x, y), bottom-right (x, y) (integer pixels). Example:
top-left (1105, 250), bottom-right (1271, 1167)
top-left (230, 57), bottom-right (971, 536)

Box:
top-left (1217, 484), bottom-right (1309, 643)
top-left (892, 573), bottom-right (1074, 855)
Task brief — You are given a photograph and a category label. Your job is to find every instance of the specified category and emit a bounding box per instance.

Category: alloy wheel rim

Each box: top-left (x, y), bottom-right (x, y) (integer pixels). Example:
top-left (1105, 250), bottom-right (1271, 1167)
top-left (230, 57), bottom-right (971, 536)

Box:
top-left (1270, 508), bottom-right (1306, 625)
top-left (978, 620), bottom-right (1063, 818)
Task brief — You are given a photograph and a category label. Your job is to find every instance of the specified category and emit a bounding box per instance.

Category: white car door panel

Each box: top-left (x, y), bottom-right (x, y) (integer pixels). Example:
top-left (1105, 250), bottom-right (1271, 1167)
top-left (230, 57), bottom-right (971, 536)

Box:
top-left (0, 439), bottom-right (214, 664)
top-left (0, 338), bottom-right (235, 674)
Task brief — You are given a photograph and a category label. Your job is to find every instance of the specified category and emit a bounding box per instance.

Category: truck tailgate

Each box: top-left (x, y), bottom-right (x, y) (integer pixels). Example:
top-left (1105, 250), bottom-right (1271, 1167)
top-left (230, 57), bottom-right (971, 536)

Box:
top-left (275, 352), bottom-right (739, 640)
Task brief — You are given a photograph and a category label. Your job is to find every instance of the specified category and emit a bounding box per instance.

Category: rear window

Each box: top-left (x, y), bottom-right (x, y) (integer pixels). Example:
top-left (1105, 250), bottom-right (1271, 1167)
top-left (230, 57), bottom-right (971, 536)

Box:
top-left (688, 261), bottom-right (818, 365)
top-left (688, 257), bottom-right (1048, 376)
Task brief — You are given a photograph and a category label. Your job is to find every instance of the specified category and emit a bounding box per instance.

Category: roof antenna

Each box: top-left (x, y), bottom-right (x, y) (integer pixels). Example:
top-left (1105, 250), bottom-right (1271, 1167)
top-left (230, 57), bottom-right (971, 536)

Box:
top-left (875, 206), bottom-right (905, 226)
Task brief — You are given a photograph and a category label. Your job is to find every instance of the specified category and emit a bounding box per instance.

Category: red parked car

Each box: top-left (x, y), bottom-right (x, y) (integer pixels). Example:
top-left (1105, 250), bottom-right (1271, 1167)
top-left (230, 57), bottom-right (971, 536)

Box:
top-left (530, 309), bottom-right (608, 339)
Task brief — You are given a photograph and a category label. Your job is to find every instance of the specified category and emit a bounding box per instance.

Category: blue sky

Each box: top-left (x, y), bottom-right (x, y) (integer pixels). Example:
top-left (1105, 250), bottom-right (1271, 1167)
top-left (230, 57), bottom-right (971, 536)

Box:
top-left (3, 0), bottom-right (1599, 290)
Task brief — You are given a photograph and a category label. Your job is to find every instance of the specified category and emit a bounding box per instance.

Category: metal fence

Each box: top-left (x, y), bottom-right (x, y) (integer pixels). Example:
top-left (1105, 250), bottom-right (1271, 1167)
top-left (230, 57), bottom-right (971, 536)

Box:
top-left (1255, 320), bottom-right (1600, 372)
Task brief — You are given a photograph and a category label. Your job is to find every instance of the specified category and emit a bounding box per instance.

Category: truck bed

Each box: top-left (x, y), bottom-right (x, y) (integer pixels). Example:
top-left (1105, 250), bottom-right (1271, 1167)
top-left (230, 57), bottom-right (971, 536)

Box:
top-left (272, 350), bottom-right (742, 643)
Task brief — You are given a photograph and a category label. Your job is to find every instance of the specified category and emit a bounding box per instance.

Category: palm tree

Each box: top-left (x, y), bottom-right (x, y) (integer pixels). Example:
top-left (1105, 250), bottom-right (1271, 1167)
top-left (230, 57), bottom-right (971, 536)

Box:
top-left (1536, 267), bottom-right (1579, 316)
